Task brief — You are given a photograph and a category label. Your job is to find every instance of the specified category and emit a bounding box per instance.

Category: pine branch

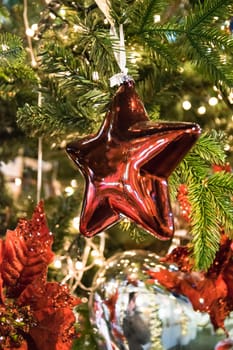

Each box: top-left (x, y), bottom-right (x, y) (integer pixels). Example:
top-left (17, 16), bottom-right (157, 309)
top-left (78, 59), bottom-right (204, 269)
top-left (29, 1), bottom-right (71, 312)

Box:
top-left (183, 34), bottom-right (233, 87)
top-left (173, 131), bottom-right (226, 185)
top-left (207, 172), bottom-right (233, 234)
top-left (188, 179), bottom-right (221, 271)
top-left (189, 131), bottom-right (226, 165)
top-left (0, 33), bottom-right (25, 66)
top-left (16, 101), bottom-right (98, 139)
top-left (185, 0), bottom-right (233, 31)
top-left (170, 131), bottom-right (231, 270)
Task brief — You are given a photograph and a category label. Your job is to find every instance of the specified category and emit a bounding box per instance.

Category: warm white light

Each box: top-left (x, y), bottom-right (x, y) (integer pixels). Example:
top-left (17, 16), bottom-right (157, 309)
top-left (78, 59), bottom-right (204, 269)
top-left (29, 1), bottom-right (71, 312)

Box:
top-left (75, 261), bottom-right (84, 270)
top-left (31, 23), bottom-right (38, 31)
top-left (95, 258), bottom-right (104, 266)
top-left (70, 179), bottom-right (78, 187)
top-left (208, 97), bottom-right (218, 106)
top-left (26, 28), bottom-right (35, 37)
top-left (59, 8), bottom-right (66, 17)
top-left (228, 92), bottom-right (233, 104)
top-left (31, 59), bottom-right (37, 67)
top-left (72, 216), bottom-right (80, 230)
top-left (154, 14), bottom-right (161, 23)
top-left (65, 186), bottom-right (74, 196)
top-left (54, 257), bottom-right (62, 269)
top-left (92, 71), bottom-right (99, 81)
top-left (15, 177), bottom-right (22, 186)
top-left (197, 106), bottom-right (206, 115)
top-left (49, 12), bottom-right (56, 19)
top-left (91, 250), bottom-right (99, 257)
top-left (1, 44), bottom-right (9, 51)
top-left (182, 100), bottom-right (192, 110)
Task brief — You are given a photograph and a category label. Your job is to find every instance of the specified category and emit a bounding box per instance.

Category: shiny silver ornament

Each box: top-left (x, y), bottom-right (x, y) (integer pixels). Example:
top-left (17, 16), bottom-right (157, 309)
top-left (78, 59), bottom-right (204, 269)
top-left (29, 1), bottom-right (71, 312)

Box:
top-left (89, 250), bottom-right (225, 350)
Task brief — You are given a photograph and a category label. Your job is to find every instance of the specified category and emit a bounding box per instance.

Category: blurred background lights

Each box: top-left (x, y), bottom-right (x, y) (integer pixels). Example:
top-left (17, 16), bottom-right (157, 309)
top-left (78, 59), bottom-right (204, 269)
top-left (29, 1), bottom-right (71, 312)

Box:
top-left (92, 71), bottom-right (99, 81)
top-left (25, 28), bottom-right (34, 37)
top-left (75, 261), bottom-right (84, 270)
top-left (208, 97), bottom-right (218, 106)
top-left (70, 179), bottom-right (78, 187)
top-left (31, 23), bottom-right (38, 31)
top-left (72, 216), bottom-right (80, 230)
top-left (54, 257), bottom-right (62, 269)
top-left (182, 100), bottom-right (192, 110)
top-left (14, 177), bottom-right (22, 186)
top-left (197, 106), bottom-right (206, 115)
top-left (154, 14), bottom-right (161, 23)
top-left (64, 186), bottom-right (74, 196)
top-left (94, 257), bottom-right (104, 266)
top-left (91, 250), bottom-right (100, 258)
top-left (59, 8), bottom-right (66, 17)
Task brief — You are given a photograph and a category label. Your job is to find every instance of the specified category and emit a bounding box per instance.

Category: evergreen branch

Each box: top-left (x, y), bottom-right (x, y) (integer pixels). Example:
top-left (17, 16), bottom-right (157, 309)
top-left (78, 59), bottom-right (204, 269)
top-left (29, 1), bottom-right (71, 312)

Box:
top-left (197, 27), bottom-right (233, 52)
top-left (125, 0), bottom-right (169, 32)
top-left (175, 131), bottom-right (226, 185)
top-left (188, 179), bottom-right (221, 270)
top-left (16, 102), bottom-right (96, 139)
top-left (207, 172), bottom-right (233, 233)
top-left (178, 156), bottom-right (210, 183)
top-left (130, 25), bottom-right (180, 68)
top-left (208, 171), bottom-right (233, 192)
top-left (183, 34), bottom-right (233, 87)
top-left (185, 0), bottom-right (233, 32)
top-left (136, 0), bottom-right (169, 32)
top-left (189, 131), bottom-right (226, 165)
top-left (0, 33), bottom-right (25, 66)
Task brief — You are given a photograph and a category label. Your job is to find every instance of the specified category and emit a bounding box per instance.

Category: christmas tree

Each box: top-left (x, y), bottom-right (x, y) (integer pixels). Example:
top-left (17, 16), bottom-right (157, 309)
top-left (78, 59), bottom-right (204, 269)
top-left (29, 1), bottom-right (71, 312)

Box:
top-left (1, 0), bottom-right (233, 349)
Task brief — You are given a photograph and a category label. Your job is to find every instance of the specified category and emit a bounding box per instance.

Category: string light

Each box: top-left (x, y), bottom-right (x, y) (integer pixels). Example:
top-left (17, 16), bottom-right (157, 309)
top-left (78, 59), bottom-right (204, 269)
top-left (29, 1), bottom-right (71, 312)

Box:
top-left (197, 106), bottom-right (206, 115)
top-left (75, 261), bottom-right (84, 270)
top-left (92, 71), bottom-right (99, 81)
top-left (25, 28), bottom-right (34, 37)
top-left (72, 216), bottom-right (80, 230)
top-left (154, 15), bottom-right (161, 23)
top-left (182, 100), bottom-right (192, 110)
top-left (208, 97), bottom-right (218, 106)
top-left (64, 186), bottom-right (74, 196)
top-left (59, 8), bottom-right (66, 18)
top-left (54, 257), bottom-right (62, 269)
top-left (14, 177), bottom-right (22, 186)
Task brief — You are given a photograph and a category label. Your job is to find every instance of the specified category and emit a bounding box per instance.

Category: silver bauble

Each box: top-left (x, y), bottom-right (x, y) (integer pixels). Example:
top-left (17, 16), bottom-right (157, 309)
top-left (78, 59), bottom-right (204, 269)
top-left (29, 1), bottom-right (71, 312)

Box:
top-left (89, 250), bottom-right (224, 350)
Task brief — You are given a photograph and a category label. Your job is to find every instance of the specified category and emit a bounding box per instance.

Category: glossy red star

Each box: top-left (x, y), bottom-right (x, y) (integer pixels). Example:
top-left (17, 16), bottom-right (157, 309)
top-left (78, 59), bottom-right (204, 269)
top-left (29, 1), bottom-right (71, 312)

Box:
top-left (66, 78), bottom-right (201, 239)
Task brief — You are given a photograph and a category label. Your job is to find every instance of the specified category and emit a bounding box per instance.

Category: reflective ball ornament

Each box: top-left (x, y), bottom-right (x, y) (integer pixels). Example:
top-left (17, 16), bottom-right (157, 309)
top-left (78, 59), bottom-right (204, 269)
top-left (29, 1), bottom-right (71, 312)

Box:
top-left (89, 250), bottom-right (223, 350)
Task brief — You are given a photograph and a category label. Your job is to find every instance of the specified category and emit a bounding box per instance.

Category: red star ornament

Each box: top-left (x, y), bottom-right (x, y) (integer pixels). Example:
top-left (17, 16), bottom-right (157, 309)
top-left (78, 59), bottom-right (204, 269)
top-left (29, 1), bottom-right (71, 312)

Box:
top-left (66, 78), bottom-right (201, 238)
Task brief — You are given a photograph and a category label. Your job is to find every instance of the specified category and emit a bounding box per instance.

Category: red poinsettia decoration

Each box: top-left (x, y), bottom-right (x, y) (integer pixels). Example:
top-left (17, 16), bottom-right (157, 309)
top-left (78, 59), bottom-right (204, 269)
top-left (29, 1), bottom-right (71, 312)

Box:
top-left (0, 201), bottom-right (81, 350)
top-left (147, 235), bottom-right (233, 334)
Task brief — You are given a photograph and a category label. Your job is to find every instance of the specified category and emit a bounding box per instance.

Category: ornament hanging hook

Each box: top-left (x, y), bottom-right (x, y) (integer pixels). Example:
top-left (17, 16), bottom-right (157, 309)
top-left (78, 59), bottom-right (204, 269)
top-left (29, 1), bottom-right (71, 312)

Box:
top-left (94, 0), bottom-right (129, 86)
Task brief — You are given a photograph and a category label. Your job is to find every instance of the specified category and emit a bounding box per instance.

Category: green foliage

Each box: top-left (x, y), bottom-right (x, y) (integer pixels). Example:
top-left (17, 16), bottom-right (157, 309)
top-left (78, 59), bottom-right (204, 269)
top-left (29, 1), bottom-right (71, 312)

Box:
top-left (0, 33), bottom-right (25, 65)
top-left (171, 131), bottom-right (233, 270)
top-left (2, 0), bottom-right (233, 272)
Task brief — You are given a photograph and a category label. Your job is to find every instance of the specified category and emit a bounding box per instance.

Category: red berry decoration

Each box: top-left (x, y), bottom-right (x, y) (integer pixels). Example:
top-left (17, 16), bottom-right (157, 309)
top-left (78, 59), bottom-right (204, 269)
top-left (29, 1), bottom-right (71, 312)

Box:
top-left (177, 184), bottom-right (192, 222)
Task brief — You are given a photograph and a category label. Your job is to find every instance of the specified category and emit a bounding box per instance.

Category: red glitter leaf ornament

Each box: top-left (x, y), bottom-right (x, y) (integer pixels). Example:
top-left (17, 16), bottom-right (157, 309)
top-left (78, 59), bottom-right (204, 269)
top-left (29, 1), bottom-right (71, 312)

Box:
top-left (0, 201), bottom-right (81, 350)
top-left (147, 234), bottom-right (233, 333)
top-left (67, 78), bottom-right (201, 239)
top-left (1, 201), bottom-right (54, 298)
top-left (18, 281), bottom-right (80, 350)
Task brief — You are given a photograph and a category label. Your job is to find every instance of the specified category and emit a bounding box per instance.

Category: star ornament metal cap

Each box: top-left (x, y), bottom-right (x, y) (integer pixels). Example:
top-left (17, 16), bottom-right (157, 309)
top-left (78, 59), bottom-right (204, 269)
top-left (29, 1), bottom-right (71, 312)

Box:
top-left (66, 78), bottom-right (201, 239)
